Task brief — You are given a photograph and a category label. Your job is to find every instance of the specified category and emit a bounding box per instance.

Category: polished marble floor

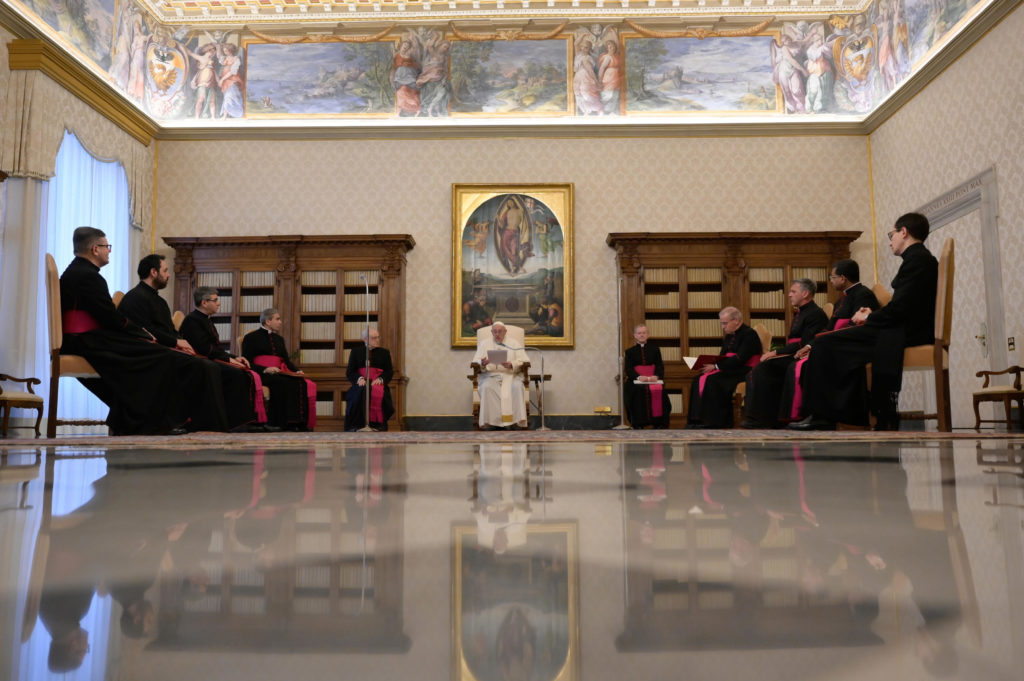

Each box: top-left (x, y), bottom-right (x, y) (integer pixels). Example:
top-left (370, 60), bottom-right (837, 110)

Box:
top-left (1, 437), bottom-right (1022, 681)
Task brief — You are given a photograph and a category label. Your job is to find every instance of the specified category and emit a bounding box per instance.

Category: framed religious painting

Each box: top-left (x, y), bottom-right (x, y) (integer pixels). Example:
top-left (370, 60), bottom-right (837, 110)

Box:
top-left (452, 183), bottom-right (574, 348)
top-left (451, 522), bottom-right (580, 681)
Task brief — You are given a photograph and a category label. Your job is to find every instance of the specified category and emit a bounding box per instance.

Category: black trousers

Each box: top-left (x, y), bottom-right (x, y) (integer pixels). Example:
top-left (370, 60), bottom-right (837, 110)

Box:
top-left (743, 356), bottom-right (795, 425)
top-left (688, 371), bottom-right (747, 428)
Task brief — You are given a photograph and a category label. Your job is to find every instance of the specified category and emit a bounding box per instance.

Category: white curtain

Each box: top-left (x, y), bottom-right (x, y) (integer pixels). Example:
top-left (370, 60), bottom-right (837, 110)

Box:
top-left (32, 131), bottom-right (133, 431)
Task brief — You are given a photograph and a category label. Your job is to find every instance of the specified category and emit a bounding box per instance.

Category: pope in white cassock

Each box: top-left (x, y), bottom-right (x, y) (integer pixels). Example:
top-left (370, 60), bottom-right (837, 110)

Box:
top-left (475, 322), bottom-right (530, 429)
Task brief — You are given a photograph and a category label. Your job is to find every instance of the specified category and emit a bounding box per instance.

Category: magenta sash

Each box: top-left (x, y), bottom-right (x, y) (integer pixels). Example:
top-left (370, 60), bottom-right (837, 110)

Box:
top-left (787, 337), bottom-right (801, 345)
top-left (698, 352), bottom-right (762, 396)
top-left (247, 370), bottom-right (268, 423)
top-left (63, 310), bottom-right (100, 334)
top-left (253, 355), bottom-right (317, 430)
top-left (359, 367), bottom-right (385, 424)
top-left (833, 318), bottom-right (852, 330)
top-left (789, 357), bottom-right (809, 419)
top-left (634, 364), bottom-right (663, 418)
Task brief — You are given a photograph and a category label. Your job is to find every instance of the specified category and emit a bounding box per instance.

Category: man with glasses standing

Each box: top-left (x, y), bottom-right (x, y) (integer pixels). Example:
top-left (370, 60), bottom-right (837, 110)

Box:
top-left (58, 226), bottom-right (228, 434)
top-left (791, 213), bottom-right (937, 430)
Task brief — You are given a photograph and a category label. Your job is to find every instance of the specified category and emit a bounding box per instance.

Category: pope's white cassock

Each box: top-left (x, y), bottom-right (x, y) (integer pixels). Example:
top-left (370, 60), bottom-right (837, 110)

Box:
top-left (475, 331), bottom-right (530, 428)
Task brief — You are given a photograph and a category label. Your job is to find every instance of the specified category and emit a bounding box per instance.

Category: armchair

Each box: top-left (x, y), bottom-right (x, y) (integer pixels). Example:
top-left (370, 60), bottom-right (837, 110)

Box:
top-left (469, 324), bottom-right (531, 430)
top-left (0, 374), bottom-right (43, 437)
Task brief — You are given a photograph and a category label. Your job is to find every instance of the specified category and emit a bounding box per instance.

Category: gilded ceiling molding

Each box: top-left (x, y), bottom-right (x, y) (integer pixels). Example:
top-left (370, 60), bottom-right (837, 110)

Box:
top-left (247, 24), bottom-right (397, 43)
top-left (447, 20), bottom-right (569, 41)
top-left (6, 39), bottom-right (157, 145)
top-left (623, 16), bottom-right (775, 39)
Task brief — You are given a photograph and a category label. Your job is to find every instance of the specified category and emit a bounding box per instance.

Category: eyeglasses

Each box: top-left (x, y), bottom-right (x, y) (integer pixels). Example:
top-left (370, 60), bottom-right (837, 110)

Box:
top-left (95, 243), bottom-right (113, 251)
top-left (887, 230), bottom-right (899, 241)
top-left (828, 273), bottom-right (842, 280)
top-left (204, 297), bottom-right (220, 303)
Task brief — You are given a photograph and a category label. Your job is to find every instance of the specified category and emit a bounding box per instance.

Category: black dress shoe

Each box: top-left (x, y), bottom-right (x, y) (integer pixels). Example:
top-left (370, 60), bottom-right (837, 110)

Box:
top-left (167, 427), bottom-right (188, 436)
top-left (741, 418), bottom-right (774, 429)
top-left (261, 424), bottom-right (282, 432)
top-left (787, 416), bottom-right (836, 431)
top-left (685, 423), bottom-right (708, 429)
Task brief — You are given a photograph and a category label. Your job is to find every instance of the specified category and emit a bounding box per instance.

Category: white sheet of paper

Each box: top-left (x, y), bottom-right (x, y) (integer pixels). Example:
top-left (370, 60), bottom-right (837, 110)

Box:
top-left (487, 349), bottom-right (508, 365)
top-left (634, 379), bottom-right (664, 385)
top-left (683, 356), bottom-right (699, 369)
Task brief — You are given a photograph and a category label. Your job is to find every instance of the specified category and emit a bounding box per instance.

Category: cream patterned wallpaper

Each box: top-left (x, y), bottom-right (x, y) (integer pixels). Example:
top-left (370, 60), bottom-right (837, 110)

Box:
top-left (155, 135), bottom-right (873, 416)
top-left (869, 3), bottom-right (1024, 428)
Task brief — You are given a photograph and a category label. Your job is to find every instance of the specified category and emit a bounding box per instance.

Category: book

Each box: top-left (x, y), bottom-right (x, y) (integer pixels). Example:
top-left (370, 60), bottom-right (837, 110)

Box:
top-left (486, 349), bottom-right (508, 365)
top-left (683, 354), bottom-right (725, 370)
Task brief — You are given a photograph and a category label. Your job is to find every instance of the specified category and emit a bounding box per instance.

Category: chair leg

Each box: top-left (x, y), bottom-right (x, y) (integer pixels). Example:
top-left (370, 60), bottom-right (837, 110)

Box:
top-left (46, 372), bottom-right (59, 439)
top-left (935, 366), bottom-right (952, 432)
top-left (973, 398), bottom-right (982, 431)
top-left (1, 405), bottom-right (8, 438)
top-left (33, 406), bottom-right (42, 438)
top-left (1004, 396), bottom-right (1013, 432)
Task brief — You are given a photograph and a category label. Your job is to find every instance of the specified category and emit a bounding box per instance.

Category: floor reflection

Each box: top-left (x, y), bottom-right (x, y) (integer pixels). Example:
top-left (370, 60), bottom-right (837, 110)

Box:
top-left (0, 439), bottom-right (1022, 681)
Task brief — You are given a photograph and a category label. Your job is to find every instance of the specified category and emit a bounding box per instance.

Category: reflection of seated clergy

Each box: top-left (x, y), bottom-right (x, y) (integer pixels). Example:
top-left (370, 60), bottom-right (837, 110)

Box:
top-left (475, 322), bottom-right (530, 429)
top-left (473, 443), bottom-right (531, 552)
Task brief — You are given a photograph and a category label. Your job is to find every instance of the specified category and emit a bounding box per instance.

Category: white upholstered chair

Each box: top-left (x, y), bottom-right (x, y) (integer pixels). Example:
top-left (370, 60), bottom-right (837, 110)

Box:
top-left (468, 324), bottom-right (531, 430)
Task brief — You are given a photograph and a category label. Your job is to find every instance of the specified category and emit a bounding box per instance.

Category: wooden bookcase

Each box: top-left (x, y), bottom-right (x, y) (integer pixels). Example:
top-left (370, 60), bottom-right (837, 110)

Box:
top-left (607, 231), bottom-right (860, 427)
top-left (164, 235), bottom-right (415, 431)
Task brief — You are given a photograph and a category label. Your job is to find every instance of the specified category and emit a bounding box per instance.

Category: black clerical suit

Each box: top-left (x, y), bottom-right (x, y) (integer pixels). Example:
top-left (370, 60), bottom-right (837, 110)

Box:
top-left (241, 327), bottom-right (311, 429)
top-left (687, 323), bottom-right (762, 428)
top-left (117, 282), bottom-right (180, 348)
top-left (778, 283), bottom-right (881, 422)
top-left (59, 257), bottom-right (227, 434)
top-left (801, 242), bottom-right (937, 425)
top-left (176, 308), bottom-right (261, 429)
top-left (743, 301), bottom-right (829, 426)
top-left (345, 344), bottom-right (396, 431)
top-left (623, 343), bottom-right (671, 428)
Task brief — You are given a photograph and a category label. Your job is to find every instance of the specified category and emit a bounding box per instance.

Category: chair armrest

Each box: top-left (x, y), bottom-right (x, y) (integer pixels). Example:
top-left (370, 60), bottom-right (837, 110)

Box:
top-left (976, 366), bottom-right (1022, 389)
top-left (0, 374), bottom-right (41, 394)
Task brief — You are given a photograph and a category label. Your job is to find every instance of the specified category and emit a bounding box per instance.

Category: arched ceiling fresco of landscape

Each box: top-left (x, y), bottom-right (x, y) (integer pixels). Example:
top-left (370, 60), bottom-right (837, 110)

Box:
top-left (0, 0), bottom-right (997, 127)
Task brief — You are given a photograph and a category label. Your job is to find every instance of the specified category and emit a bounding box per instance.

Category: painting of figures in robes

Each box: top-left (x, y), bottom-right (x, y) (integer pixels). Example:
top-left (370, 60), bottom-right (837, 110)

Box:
top-left (625, 35), bottom-right (779, 113)
top-left (452, 184), bottom-right (574, 348)
top-left (16, 0), bottom-right (115, 69)
top-left (452, 522), bottom-right (579, 681)
top-left (449, 38), bottom-right (571, 115)
top-left (244, 41), bottom-right (395, 116)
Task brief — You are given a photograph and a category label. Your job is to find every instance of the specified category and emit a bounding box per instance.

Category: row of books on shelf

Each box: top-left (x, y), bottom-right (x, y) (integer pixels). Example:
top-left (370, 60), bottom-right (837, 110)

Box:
top-left (750, 290), bottom-right (787, 308)
top-left (239, 294), bottom-right (274, 314)
top-left (342, 293), bottom-right (378, 309)
top-left (686, 291), bottom-right (722, 309)
top-left (644, 319), bottom-right (681, 337)
top-left (302, 294), bottom-right (336, 313)
top-left (213, 322), bottom-right (232, 340)
top-left (196, 272), bottom-right (233, 288)
top-left (301, 321), bottom-right (336, 341)
top-left (342, 321), bottom-right (375, 339)
top-left (643, 267), bottom-right (723, 284)
top-left (298, 347), bottom-right (352, 364)
top-left (645, 291), bottom-right (680, 308)
top-left (687, 319), bottom-right (722, 337)
top-left (241, 271), bottom-right (275, 287)
top-left (344, 270), bottom-right (380, 286)
top-left (749, 268), bottom-right (784, 283)
top-left (792, 267), bottom-right (829, 281)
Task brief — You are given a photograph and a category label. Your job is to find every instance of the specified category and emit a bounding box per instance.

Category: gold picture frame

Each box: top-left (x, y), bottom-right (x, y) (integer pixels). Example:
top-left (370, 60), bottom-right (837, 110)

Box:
top-left (452, 183), bottom-right (574, 348)
top-left (451, 522), bottom-right (580, 681)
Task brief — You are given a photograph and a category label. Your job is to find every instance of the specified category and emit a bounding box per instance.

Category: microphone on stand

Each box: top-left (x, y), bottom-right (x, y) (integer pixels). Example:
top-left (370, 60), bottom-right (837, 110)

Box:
top-left (357, 274), bottom-right (374, 432)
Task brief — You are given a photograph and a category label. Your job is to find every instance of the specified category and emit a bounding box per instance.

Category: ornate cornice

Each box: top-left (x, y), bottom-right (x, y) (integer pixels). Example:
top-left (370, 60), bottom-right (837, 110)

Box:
top-left (5, 39), bottom-right (158, 146)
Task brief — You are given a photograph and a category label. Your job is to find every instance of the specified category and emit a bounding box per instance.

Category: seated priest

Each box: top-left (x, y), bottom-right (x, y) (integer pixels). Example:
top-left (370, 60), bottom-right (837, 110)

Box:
top-left (791, 213), bottom-right (937, 430)
top-left (475, 322), bottom-right (530, 430)
top-left (686, 307), bottom-right (762, 429)
top-left (58, 227), bottom-right (227, 434)
top-left (623, 324), bottom-right (671, 429)
top-left (776, 259), bottom-right (881, 425)
top-left (176, 285), bottom-right (270, 431)
top-left (241, 308), bottom-right (317, 431)
top-left (345, 327), bottom-right (395, 431)
top-left (740, 278), bottom-right (828, 428)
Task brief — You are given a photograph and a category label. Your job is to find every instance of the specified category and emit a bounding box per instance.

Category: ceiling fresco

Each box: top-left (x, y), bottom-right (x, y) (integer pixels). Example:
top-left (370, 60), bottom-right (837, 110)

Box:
top-left (0, 0), bottom-right (996, 127)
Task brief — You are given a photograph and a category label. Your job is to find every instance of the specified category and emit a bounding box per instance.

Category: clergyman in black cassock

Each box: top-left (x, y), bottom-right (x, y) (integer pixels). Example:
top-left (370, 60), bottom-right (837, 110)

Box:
top-left (777, 263), bottom-right (881, 423)
top-left (623, 324), bottom-right (671, 428)
top-left (742, 280), bottom-right (829, 427)
top-left (58, 228), bottom-right (227, 434)
top-left (687, 308), bottom-right (762, 428)
top-left (797, 213), bottom-right (938, 429)
top-left (242, 310), bottom-right (315, 430)
top-left (176, 287), bottom-right (264, 430)
top-left (345, 329), bottom-right (396, 431)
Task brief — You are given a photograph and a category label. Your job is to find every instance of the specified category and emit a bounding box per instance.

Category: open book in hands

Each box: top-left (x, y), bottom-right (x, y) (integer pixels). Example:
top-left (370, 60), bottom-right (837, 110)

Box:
top-left (683, 354), bottom-right (725, 371)
top-left (486, 349), bottom-right (508, 365)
